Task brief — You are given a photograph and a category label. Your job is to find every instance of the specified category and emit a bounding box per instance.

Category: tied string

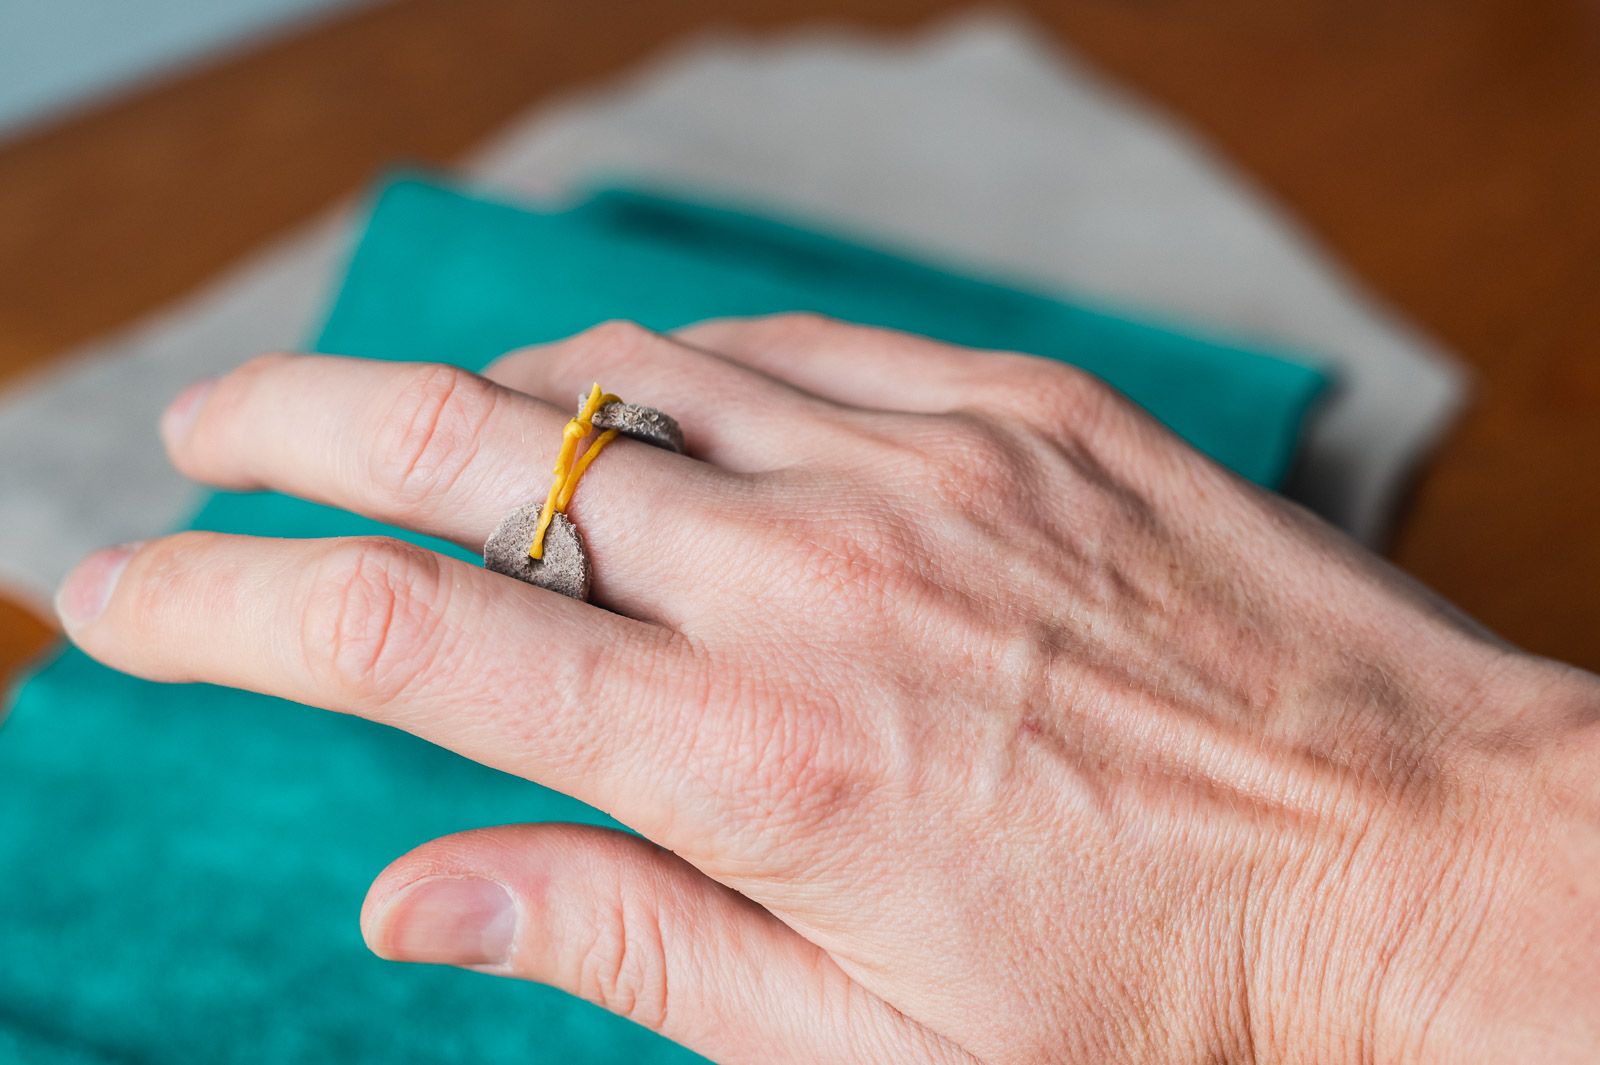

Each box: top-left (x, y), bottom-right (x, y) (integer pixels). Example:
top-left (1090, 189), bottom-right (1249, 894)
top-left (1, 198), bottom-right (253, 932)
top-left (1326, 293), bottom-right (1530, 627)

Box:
top-left (530, 383), bottom-right (621, 559)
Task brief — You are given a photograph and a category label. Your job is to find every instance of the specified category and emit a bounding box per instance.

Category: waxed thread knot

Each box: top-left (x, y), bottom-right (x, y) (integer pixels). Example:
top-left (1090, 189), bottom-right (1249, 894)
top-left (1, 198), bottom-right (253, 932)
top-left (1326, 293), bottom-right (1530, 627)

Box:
top-left (530, 383), bottom-right (620, 559)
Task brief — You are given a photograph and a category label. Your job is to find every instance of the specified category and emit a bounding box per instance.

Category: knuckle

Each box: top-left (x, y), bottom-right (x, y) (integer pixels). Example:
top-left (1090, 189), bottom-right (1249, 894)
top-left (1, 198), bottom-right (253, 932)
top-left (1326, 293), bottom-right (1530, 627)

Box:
top-left (576, 892), bottom-right (672, 1032)
top-left (731, 706), bottom-right (845, 822)
top-left (983, 355), bottom-right (1124, 438)
top-left (742, 464), bottom-right (928, 620)
top-left (563, 319), bottom-right (659, 370)
top-left (700, 668), bottom-right (866, 841)
top-left (533, 320), bottom-right (662, 402)
top-left (297, 538), bottom-right (449, 706)
top-left (367, 363), bottom-right (497, 508)
top-left (791, 510), bottom-right (916, 612)
top-left (755, 310), bottom-right (838, 341)
top-left (914, 411), bottom-right (1033, 511)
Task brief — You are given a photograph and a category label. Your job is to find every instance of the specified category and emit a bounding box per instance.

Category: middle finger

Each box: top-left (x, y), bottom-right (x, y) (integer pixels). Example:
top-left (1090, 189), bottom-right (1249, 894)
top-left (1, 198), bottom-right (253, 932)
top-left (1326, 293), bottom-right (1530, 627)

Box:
top-left (163, 353), bottom-right (739, 623)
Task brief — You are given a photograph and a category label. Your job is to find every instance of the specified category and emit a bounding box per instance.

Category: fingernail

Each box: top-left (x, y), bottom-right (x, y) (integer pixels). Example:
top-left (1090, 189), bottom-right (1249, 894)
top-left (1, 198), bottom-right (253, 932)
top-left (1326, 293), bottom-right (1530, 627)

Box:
top-left (160, 377), bottom-right (215, 440)
top-left (371, 876), bottom-right (516, 967)
top-left (55, 542), bottom-right (141, 628)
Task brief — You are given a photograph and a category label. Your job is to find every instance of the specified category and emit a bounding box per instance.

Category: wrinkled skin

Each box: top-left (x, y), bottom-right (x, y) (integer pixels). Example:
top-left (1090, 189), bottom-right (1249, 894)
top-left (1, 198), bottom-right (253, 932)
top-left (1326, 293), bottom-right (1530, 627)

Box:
top-left (57, 316), bottom-right (1600, 1063)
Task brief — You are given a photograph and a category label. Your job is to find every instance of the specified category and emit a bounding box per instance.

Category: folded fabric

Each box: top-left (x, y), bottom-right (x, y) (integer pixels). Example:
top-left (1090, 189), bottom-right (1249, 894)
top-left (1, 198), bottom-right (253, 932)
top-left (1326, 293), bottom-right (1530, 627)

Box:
top-left (323, 179), bottom-right (1326, 485)
top-left (0, 176), bottom-right (1325, 1064)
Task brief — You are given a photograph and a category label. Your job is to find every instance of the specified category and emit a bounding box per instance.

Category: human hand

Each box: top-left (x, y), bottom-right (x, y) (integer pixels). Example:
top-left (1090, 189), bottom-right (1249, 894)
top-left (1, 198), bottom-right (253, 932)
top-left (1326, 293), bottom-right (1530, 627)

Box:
top-left (56, 316), bottom-right (1600, 1062)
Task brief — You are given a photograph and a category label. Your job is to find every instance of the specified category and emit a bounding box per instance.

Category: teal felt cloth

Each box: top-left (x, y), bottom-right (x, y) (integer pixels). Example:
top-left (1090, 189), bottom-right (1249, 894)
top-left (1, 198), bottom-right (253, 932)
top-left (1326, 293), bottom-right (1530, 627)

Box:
top-left (0, 176), bottom-right (1327, 1064)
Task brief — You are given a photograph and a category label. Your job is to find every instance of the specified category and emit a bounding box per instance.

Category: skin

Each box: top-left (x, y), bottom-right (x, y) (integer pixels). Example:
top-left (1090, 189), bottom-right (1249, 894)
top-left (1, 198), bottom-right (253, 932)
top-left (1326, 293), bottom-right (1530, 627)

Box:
top-left (55, 315), bottom-right (1600, 1063)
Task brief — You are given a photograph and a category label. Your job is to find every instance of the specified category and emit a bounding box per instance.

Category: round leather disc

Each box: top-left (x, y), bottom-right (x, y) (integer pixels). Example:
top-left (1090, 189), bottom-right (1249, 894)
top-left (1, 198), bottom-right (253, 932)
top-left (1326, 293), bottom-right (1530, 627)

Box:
top-left (591, 401), bottom-right (685, 454)
top-left (483, 501), bottom-right (591, 600)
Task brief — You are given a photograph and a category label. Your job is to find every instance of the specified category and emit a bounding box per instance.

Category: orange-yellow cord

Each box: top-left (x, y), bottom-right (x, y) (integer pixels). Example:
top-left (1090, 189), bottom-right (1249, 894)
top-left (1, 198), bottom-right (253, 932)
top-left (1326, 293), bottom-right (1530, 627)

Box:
top-left (530, 383), bottom-right (621, 559)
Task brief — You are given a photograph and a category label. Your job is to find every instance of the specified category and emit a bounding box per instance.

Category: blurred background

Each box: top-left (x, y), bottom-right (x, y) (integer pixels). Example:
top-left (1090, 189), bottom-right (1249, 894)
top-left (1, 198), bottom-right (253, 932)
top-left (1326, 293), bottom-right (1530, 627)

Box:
top-left (2, 2), bottom-right (1599, 1061)
top-left (1, 2), bottom-right (1598, 661)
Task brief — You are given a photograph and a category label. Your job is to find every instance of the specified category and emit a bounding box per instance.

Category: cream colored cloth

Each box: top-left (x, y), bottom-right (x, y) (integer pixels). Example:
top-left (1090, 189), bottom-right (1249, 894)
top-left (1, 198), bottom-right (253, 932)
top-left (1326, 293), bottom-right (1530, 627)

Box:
top-left (0, 14), bottom-right (1463, 606)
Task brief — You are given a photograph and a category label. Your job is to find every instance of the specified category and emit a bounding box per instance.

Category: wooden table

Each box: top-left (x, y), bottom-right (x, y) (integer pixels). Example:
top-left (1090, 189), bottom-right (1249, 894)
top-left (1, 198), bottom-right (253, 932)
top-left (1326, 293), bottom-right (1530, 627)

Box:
top-left (2, 0), bottom-right (1598, 685)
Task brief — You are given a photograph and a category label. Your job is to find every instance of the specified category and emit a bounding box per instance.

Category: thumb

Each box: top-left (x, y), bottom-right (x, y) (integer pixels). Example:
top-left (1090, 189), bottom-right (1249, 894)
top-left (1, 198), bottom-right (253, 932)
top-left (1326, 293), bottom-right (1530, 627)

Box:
top-left (360, 823), bottom-right (969, 1065)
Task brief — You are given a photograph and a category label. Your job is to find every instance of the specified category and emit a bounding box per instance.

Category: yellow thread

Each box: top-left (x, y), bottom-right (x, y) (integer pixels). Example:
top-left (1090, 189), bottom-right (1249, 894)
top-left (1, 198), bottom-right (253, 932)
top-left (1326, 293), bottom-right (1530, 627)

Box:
top-left (558, 428), bottom-right (619, 510)
top-left (530, 384), bottom-right (622, 559)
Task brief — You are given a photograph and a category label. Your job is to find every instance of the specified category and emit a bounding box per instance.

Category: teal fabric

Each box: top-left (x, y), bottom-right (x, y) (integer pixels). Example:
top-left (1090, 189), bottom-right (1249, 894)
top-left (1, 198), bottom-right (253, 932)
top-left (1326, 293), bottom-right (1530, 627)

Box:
top-left (0, 175), bottom-right (1327, 1064)
top-left (322, 180), bottom-right (1325, 488)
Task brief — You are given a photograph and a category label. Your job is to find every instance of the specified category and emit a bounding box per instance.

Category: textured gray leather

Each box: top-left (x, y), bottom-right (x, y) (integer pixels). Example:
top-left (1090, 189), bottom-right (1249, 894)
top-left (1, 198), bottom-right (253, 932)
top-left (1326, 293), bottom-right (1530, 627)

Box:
top-left (483, 502), bottom-right (590, 600)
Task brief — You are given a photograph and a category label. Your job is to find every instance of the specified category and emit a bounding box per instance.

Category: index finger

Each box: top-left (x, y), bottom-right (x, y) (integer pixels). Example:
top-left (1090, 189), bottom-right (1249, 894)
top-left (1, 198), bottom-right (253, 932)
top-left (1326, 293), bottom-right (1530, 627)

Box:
top-left (56, 532), bottom-right (709, 844)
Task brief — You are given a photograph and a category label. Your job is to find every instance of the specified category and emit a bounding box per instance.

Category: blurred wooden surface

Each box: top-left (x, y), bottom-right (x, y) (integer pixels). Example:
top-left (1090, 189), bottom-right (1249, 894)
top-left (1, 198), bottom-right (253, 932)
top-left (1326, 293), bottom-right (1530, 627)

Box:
top-left (1, 0), bottom-right (1597, 686)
